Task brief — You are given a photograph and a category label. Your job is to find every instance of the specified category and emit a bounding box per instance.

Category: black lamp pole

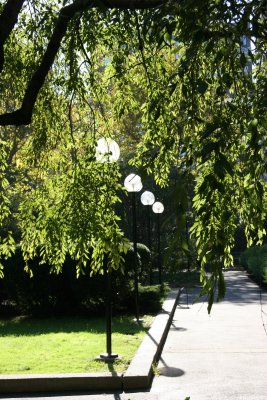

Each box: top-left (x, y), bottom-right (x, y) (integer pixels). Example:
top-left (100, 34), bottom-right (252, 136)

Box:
top-left (140, 191), bottom-right (155, 285)
top-left (105, 266), bottom-right (112, 356)
top-left (99, 261), bottom-right (118, 361)
top-left (132, 191), bottom-right (140, 322)
top-left (124, 173), bottom-right (143, 323)
top-left (152, 201), bottom-right (164, 285)
top-left (147, 207), bottom-right (153, 284)
top-left (157, 213), bottom-right (162, 285)
top-left (95, 137), bottom-right (120, 362)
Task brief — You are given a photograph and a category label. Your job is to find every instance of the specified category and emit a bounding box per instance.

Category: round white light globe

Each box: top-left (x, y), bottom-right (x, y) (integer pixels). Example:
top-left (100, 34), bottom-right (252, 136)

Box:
top-left (95, 138), bottom-right (120, 163)
top-left (141, 191), bottom-right (155, 206)
top-left (124, 174), bottom-right (143, 192)
top-left (152, 201), bottom-right (164, 214)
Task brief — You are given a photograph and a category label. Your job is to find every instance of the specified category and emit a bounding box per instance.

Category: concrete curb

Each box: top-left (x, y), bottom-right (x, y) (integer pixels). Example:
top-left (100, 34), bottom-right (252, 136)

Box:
top-left (123, 288), bottom-right (181, 390)
top-left (0, 373), bottom-right (123, 393)
top-left (0, 288), bottom-right (181, 394)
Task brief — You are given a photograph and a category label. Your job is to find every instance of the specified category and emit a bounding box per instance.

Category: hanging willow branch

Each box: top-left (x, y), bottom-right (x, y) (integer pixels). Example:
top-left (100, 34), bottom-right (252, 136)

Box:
top-left (0, 0), bottom-right (164, 126)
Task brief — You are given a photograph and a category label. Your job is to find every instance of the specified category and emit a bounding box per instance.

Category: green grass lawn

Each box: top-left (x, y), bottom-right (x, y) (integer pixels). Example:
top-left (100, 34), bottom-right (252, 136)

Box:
top-left (0, 315), bottom-right (153, 374)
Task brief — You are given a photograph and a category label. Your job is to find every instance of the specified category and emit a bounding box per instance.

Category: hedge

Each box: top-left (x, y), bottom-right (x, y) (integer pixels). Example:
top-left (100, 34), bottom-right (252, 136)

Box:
top-left (239, 245), bottom-right (267, 284)
top-left (0, 245), bottom-right (168, 317)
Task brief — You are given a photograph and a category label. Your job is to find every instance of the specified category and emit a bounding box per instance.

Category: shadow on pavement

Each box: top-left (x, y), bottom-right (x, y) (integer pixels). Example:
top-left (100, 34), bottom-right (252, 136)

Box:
top-left (178, 271), bottom-right (267, 307)
top-left (157, 356), bottom-right (185, 378)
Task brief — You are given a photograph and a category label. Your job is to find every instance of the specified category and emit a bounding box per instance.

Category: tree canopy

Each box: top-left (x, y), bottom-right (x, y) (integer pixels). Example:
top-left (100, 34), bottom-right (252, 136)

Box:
top-left (0, 0), bottom-right (266, 308)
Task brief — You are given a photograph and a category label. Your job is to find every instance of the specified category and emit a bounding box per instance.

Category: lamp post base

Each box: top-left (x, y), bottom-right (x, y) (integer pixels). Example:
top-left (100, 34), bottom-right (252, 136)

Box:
top-left (133, 318), bottom-right (143, 324)
top-left (96, 353), bottom-right (120, 362)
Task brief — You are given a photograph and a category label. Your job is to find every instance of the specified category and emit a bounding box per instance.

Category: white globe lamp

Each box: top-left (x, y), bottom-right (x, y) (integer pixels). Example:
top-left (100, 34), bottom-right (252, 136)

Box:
top-left (141, 191), bottom-right (155, 206)
top-left (95, 138), bottom-right (120, 163)
top-left (124, 173), bottom-right (143, 192)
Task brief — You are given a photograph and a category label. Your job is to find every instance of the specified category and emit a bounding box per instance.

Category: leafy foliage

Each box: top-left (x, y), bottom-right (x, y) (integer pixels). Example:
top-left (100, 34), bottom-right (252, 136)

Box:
top-left (0, 1), bottom-right (266, 309)
top-left (0, 245), bottom-right (167, 316)
top-left (240, 244), bottom-right (267, 284)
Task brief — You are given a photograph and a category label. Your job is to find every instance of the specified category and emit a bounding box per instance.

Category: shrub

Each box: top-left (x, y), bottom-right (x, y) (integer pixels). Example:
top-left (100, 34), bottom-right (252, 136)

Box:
top-left (239, 245), bottom-right (267, 284)
top-left (120, 282), bottom-right (170, 314)
top-left (139, 283), bottom-right (170, 313)
top-left (123, 242), bottom-right (151, 283)
top-left (0, 246), bottom-right (115, 316)
top-left (0, 245), bottom-right (168, 317)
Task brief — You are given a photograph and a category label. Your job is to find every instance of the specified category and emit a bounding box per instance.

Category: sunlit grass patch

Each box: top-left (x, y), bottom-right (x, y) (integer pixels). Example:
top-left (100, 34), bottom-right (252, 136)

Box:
top-left (0, 315), bottom-right (153, 374)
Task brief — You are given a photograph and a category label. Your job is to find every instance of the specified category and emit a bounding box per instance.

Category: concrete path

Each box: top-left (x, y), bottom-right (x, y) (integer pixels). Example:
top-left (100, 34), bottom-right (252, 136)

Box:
top-left (1, 270), bottom-right (267, 400)
top-left (153, 270), bottom-right (267, 400)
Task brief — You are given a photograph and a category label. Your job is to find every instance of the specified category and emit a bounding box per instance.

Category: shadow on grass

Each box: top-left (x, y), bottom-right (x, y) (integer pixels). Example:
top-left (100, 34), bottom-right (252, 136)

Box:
top-left (0, 315), bottom-right (151, 337)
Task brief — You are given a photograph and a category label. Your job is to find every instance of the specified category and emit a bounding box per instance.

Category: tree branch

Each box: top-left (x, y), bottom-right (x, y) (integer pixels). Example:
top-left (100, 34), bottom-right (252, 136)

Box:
top-left (0, 0), bottom-right (25, 73)
top-left (0, 0), bottom-right (165, 126)
top-left (101, 0), bottom-right (164, 9)
top-left (0, 0), bottom-right (93, 126)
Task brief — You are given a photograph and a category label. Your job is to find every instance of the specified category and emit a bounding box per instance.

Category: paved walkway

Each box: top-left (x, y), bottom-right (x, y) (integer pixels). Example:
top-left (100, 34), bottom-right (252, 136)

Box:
top-left (153, 270), bottom-right (267, 400)
top-left (2, 270), bottom-right (267, 400)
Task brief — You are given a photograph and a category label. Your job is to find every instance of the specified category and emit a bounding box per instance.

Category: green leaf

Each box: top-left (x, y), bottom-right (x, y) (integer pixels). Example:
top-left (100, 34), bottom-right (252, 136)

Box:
top-left (154, 106), bottom-right (161, 120)
top-left (182, 83), bottom-right (188, 97)
top-left (207, 289), bottom-right (214, 314)
top-left (217, 270), bottom-right (226, 301)
top-left (201, 142), bottom-right (220, 160)
top-left (218, 153), bottom-right (233, 176)
top-left (214, 160), bottom-right (225, 180)
top-left (149, 98), bottom-right (158, 113)
top-left (222, 72), bottom-right (233, 88)
top-left (201, 123), bottom-right (219, 140)
top-left (197, 79), bottom-right (208, 94)
top-left (240, 52), bottom-right (247, 68)
top-left (169, 81), bottom-right (178, 96)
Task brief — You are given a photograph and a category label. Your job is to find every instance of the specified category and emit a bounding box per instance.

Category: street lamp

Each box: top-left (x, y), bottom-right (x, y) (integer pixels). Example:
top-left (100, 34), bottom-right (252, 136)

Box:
top-left (124, 173), bottom-right (143, 322)
top-left (152, 201), bottom-right (164, 285)
top-left (95, 137), bottom-right (120, 163)
top-left (140, 191), bottom-right (155, 284)
top-left (96, 137), bottom-right (119, 362)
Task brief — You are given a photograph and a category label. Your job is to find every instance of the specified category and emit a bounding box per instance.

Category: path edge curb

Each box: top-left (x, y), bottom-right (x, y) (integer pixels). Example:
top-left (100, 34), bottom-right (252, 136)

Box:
top-left (123, 287), bottom-right (181, 390)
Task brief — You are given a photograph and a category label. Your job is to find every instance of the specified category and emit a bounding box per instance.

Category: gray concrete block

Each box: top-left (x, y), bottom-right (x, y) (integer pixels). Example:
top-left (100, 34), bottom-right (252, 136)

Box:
top-left (0, 373), bottom-right (123, 393)
top-left (123, 289), bottom-right (181, 390)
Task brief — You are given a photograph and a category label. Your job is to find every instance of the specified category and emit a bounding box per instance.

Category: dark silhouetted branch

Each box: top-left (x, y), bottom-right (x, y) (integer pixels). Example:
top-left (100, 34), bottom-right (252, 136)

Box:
top-left (0, 0), bottom-right (164, 126)
top-left (0, 0), bottom-right (25, 73)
